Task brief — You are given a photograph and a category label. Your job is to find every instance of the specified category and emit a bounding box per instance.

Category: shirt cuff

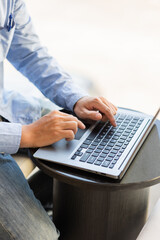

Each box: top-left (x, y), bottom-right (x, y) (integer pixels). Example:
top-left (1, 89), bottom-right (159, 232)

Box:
top-left (67, 93), bottom-right (88, 112)
top-left (0, 122), bottom-right (22, 154)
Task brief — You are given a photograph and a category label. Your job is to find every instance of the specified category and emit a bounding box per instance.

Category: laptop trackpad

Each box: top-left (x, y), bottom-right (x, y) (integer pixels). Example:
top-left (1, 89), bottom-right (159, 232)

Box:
top-left (50, 125), bottom-right (89, 152)
top-left (34, 125), bottom-right (90, 161)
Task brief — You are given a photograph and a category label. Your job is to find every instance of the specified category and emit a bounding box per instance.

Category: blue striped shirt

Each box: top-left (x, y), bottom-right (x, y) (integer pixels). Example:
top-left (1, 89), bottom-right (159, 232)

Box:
top-left (0, 0), bottom-right (87, 154)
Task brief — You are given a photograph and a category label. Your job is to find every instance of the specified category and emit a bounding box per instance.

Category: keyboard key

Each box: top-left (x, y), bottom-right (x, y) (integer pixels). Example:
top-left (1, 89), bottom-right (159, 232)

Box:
top-left (87, 156), bottom-right (96, 164)
top-left (98, 135), bottom-right (104, 140)
top-left (119, 127), bottom-right (125, 130)
top-left (112, 136), bottom-right (119, 140)
top-left (126, 116), bottom-right (132, 120)
top-left (112, 160), bottom-right (117, 164)
top-left (89, 145), bottom-right (96, 150)
top-left (103, 139), bottom-right (110, 144)
top-left (119, 149), bottom-right (125, 153)
top-left (97, 145), bottom-right (104, 150)
top-left (102, 161), bottom-right (110, 167)
top-left (104, 135), bottom-right (112, 140)
top-left (109, 163), bottom-right (115, 169)
top-left (115, 143), bottom-right (122, 147)
top-left (71, 155), bottom-right (77, 160)
top-left (99, 142), bottom-right (107, 146)
top-left (106, 156), bottom-right (113, 161)
top-left (133, 117), bottom-right (139, 121)
top-left (118, 139), bottom-right (125, 143)
top-left (86, 149), bottom-right (93, 153)
top-left (114, 156), bottom-right (119, 161)
top-left (105, 146), bottom-right (112, 151)
top-left (117, 152), bottom-right (122, 157)
top-left (124, 120), bottom-right (130, 123)
top-left (111, 150), bottom-right (118, 154)
top-left (94, 160), bottom-right (103, 166)
top-left (80, 153), bottom-right (90, 162)
top-left (92, 142), bottom-right (98, 146)
top-left (114, 132), bottom-right (122, 136)
top-left (128, 124), bottom-right (135, 128)
top-left (125, 137), bottom-right (130, 142)
top-left (132, 130), bottom-right (137, 134)
top-left (77, 147), bottom-right (82, 152)
top-left (113, 146), bottom-right (120, 150)
top-left (108, 142), bottom-right (114, 147)
top-left (74, 151), bottom-right (83, 157)
top-left (125, 130), bottom-right (131, 134)
top-left (121, 123), bottom-right (128, 127)
top-left (126, 127), bottom-right (133, 131)
top-left (120, 136), bottom-right (127, 140)
top-left (102, 149), bottom-right (110, 154)
top-left (92, 152), bottom-right (99, 157)
top-left (131, 120), bottom-right (138, 124)
top-left (99, 153), bottom-right (106, 158)
top-left (139, 118), bottom-right (144, 122)
top-left (122, 145), bottom-right (127, 149)
top-left (83, 140), bottom-right (92, 145)
top-left (95, 149), bottom-right (102, 153)
top-left (108, 153), bottom-right (115, 158)
top-left (81, 144), bottom-right (88, 149)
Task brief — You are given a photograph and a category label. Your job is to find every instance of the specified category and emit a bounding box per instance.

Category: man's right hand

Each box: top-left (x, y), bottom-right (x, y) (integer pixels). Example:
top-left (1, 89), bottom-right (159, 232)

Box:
top-left (20, 110), bottom-right (85, 148)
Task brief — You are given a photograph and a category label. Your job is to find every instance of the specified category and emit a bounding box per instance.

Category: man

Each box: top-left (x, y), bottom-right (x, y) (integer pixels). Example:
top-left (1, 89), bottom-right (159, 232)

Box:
top-left (0, 0), bottom-right (117, 239)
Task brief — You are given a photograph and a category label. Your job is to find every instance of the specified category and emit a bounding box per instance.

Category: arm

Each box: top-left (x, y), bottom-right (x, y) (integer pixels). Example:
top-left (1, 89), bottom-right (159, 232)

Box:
top-left (0, 122), bottom-right (21, 154)
top-left (4, 0), bottom-right (117, 154)
top-left (0, 111), bottom-right (85, 154)
top-left (7, 0), bottom-right (117, 124)
top-left (7, 0), bottom-right (87, 111)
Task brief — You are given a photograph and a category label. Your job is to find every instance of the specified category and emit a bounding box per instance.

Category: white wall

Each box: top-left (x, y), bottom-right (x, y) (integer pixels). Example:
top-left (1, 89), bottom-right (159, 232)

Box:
top-left (5, 0), bottom-right (160, 116)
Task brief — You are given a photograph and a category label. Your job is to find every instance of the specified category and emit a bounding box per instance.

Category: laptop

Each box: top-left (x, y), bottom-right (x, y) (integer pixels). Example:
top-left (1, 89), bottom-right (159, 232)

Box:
top-left (34, 107), bottom-right (160, 179)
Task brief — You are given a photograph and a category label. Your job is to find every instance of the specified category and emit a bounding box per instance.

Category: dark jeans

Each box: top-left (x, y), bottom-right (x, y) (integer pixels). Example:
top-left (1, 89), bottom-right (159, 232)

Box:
top-left (0, 153), bottom-right (59, 240)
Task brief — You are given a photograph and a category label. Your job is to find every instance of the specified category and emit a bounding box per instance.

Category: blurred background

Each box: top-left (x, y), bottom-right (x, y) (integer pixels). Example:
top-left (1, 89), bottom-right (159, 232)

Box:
top-left (4, 0), bottom-right (160, 117)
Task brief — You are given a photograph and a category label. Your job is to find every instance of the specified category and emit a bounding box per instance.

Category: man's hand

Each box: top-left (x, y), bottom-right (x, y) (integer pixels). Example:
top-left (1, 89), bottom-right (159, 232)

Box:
top-left (74, 96), bottom-right (118, 127)
top-left (20, 110), bottom-right (85, 148)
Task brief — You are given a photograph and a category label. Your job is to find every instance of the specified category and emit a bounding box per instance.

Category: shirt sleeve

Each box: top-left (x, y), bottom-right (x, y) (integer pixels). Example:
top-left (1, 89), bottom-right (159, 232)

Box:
top-left (7, 0), bottom-right (88, 111)
top-left (0, 122), bottom-right (22, 154)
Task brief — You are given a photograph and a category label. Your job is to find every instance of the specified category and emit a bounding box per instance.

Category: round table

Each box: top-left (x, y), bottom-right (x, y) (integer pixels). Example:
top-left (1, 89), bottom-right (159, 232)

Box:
top-left (31, 120), bottom-right (160, 240)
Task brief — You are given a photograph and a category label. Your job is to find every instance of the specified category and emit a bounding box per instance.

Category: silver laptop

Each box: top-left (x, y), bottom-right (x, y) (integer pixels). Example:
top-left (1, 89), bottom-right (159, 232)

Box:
top-left (34, 107), bottom-right (160, 179)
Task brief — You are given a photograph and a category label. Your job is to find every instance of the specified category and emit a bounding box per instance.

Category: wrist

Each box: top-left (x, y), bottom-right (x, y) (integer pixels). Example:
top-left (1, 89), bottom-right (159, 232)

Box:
top-left (73, 95), bottom-right (89, 112)
top-left (20, 125), bottom-right (33, 148)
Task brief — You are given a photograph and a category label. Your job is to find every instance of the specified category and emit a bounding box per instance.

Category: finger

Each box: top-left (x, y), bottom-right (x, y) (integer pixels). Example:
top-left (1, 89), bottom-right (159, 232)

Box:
top-left (62, 121), bottom-right (78, 135)
top-left (49, 110), bottom-right (77, 118)
top-left (103, 109), bottom-right (117, 127)
top-left (108, 102), bottom-right (118, 115)
top-left (81, 109), bottom-right (103, 121)
top-left (77, 119), bottom-right (86, 129)
top-left (92, 99), bottom-right (116, 126)
top-left (100, 97), bottom-right (118, 114)
top-left (62, 115), bottom-right (86, 129)
top-left (64, 130), bottom-right (75, 141)
top-left (100, 110), bottom-right (116, 126)
top-left (99, 97), bottom-right (117, 115)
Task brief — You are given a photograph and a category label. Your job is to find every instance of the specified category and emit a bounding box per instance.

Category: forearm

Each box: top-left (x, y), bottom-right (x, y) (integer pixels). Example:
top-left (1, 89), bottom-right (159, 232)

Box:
top-left (20, 110), bottom-right (85, 148)
top-left (0, 122), bottom-right (21, 154)
top-left (7, 0), bottom-right (87, 111)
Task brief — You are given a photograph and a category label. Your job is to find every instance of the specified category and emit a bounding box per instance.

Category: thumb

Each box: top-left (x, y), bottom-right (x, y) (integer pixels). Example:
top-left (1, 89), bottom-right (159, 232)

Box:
top-left (83, 109), bottom-right (102, 121)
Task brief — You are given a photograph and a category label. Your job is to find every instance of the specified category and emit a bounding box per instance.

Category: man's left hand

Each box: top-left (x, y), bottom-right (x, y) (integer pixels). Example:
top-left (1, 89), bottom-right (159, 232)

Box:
top-left (74, 96), bottom-right (118, 127)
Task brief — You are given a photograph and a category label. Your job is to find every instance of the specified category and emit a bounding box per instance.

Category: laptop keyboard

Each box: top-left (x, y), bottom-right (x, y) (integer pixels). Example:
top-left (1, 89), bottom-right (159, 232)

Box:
top-left (71, 113), bottom-right (144, 169)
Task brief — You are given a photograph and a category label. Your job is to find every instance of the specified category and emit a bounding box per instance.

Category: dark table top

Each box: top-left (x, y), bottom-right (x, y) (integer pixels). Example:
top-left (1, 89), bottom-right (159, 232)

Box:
top-left (31, 120), bottom-right (160, 192)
